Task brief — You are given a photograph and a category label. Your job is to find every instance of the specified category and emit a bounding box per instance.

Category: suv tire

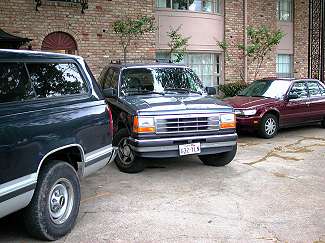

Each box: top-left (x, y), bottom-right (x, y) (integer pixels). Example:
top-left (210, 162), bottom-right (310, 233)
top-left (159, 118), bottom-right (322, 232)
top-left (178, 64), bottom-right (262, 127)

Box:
top-left (258, 113), bottom-right (278, 139)
top-left (113, 128), bottom-right (145, 173)
top-left (198, 144), bottom-right (237, 166)
top-left (23, 160), bottom-right (80, 241)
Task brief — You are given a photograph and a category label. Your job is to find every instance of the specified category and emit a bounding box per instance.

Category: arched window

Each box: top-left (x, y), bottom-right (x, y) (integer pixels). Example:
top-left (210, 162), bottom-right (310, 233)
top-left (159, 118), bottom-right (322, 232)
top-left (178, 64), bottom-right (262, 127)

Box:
top-left (41, 32), bottom-right (77, 55)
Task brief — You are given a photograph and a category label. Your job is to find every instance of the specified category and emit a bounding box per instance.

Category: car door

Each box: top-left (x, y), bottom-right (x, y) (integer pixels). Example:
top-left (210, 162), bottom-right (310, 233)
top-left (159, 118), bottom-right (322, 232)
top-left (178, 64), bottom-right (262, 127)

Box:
top-left (282, 81), bottom-right (310, 127)
top-left (0, 62), bottom-right (38, 186)
top-left (306, 80), bottom-right (325, 121)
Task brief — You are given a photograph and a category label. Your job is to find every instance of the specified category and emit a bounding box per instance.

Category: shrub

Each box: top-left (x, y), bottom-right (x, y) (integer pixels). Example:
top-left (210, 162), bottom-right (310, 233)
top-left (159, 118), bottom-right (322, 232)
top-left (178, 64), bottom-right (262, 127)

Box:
top-left (218, 82), bottom-right (248, 98)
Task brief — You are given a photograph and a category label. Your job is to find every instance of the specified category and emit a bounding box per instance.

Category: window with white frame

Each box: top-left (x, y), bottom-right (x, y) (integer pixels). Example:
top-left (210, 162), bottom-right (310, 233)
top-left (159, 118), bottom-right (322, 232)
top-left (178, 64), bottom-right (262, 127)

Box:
top-left (277, 0), bottom-right (293, 21)
top-left (156, 52), bottom-right (221, 87)
top-left (277, 54), bottom-right (293, 78)
top-left (156, 0), bottom-right (221, 14)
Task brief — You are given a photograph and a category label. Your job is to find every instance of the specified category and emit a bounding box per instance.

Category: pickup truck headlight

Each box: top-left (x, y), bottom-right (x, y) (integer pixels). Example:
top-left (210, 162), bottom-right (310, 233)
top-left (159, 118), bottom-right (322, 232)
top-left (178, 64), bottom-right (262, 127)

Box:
top-left (234, 109), bottom-right (257, 116)
top-left (220, 113), bottom-right (236, 129)
top-left (133, 116), bottom-right (156, 133)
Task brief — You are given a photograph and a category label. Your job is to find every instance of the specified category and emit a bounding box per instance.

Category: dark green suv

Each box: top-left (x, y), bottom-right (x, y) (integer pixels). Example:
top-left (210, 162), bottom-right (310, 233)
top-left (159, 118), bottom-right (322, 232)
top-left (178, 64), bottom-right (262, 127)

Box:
top-left (99, 63), bottom-right (237, 173)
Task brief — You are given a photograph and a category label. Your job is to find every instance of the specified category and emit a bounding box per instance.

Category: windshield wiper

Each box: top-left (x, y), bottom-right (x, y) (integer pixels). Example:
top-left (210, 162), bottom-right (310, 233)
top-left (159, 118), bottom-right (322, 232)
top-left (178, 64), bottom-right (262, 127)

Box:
top-left (164, 88), bottom-right (202, 95)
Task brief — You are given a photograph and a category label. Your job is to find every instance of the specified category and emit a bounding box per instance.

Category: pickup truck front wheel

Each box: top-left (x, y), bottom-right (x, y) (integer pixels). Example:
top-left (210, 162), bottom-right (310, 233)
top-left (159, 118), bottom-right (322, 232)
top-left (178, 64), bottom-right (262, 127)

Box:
top-left (113, 128), bottom-right (145, 173)
top-left (198, 144), bottom-right (237, 166)
top-left (23, 160), bottom-right (80, 241)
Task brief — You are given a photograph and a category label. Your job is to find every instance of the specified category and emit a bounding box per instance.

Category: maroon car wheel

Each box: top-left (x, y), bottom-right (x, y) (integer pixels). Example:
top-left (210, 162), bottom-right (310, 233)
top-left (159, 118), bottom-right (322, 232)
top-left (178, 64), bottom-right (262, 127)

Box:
top-left (258, 114), bottom-right (278, 139)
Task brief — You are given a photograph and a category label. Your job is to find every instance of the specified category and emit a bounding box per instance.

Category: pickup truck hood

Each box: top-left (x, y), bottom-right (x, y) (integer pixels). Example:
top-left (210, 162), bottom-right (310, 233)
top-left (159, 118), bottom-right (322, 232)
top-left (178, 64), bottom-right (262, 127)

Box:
top-left (121, 94), bottom-right (233, 115)
top-left (223, 96), bottom-right (278, 109)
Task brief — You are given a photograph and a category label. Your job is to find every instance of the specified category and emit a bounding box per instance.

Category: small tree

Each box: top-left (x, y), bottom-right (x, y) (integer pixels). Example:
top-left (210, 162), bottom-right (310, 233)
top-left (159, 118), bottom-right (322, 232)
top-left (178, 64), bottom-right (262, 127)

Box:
top-left (167, 25), bottom-right (191, 63)
top-left (218, 26), bottom-right (284, 81)
top-left (113, 15), bottom-right (155, 63)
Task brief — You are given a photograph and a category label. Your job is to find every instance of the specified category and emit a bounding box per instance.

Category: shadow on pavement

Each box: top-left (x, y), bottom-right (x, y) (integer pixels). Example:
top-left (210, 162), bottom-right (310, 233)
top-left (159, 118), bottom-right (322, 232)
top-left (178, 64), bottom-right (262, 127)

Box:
top-left (0, 211), bottom-right (34, 242)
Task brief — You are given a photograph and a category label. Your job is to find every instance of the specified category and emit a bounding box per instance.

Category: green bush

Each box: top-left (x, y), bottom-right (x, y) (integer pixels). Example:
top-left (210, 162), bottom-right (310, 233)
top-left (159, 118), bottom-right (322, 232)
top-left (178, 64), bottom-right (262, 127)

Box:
top-left (218, 82), bottom-right (248, 98)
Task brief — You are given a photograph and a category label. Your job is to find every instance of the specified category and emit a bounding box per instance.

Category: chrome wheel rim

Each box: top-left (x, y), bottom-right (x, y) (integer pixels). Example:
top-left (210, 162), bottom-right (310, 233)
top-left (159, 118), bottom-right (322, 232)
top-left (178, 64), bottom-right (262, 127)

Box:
top-left (265, 118), bottom-right (277, 136)
top-left (118, 138), bottom-right (135, 165)
top-left (48, 178), bottom-right (74, 225)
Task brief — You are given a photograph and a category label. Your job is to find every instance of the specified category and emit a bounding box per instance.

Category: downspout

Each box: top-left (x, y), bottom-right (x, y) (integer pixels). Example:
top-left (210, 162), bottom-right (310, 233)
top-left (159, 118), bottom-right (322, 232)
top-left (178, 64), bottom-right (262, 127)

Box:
top-left (244, 0), bottom-right (248, 83)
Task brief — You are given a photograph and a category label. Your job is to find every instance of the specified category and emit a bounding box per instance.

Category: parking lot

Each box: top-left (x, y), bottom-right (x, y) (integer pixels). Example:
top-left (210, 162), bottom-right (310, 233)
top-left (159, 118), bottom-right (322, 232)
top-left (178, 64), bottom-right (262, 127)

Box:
top-left (1, 125), bottom-right (325, 243)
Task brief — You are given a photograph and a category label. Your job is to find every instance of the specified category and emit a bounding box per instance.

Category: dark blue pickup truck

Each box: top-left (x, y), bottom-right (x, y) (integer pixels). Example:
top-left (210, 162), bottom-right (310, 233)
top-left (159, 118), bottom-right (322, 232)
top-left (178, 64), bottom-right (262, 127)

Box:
top-left (0, 50), bottom-right (114, 240)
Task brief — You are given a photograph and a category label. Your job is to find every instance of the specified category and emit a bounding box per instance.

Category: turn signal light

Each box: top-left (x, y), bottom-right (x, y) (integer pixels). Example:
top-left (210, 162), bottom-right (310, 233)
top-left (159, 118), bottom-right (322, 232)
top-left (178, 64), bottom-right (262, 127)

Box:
top-left (220, 114), bottom-right (236, 129)
top-left (133, 116), bottom-right (156, 133)
top-left (220, 122), bottom-right (236, 129)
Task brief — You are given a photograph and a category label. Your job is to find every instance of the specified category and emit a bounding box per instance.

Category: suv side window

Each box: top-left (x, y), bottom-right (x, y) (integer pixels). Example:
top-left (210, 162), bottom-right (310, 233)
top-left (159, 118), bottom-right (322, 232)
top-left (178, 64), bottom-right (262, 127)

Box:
top-left (289, 82), bottom-right (308, 99)
top-left (0, 62), bottom-right (35, 104)
top-left (26, 63), bottom-right (88, 98)
top-left (101, 68), bottom-right (119, 89)
top-left (307, 81), bottom-right (322, 97)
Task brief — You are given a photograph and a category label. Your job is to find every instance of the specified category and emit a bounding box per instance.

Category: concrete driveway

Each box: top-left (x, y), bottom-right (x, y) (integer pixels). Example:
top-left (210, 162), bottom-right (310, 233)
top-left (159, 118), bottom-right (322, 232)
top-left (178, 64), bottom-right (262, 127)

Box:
top-left (1, 125), bottom-right (325, 243)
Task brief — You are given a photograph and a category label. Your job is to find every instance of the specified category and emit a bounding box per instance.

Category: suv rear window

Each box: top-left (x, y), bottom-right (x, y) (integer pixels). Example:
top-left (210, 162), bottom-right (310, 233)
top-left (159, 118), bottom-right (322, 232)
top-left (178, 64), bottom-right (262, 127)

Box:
top-left (0, 63), bottom-right (35, 104)
top-left (27, 63), bottom-right (88, 98)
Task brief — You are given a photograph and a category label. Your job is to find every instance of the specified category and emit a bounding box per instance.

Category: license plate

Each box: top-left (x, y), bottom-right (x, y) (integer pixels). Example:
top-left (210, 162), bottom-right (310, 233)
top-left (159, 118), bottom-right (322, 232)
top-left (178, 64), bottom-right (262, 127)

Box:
top-left (179, 143), bottom-right (201, 156)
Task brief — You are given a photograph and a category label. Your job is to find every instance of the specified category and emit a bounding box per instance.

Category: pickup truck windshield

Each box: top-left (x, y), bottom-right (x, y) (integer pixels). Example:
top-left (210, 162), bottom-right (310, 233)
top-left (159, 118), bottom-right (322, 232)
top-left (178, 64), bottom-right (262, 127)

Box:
top-left (239, 80), bottom-right (291, 99)
top-left (120, 67), bottom-right (205, 95)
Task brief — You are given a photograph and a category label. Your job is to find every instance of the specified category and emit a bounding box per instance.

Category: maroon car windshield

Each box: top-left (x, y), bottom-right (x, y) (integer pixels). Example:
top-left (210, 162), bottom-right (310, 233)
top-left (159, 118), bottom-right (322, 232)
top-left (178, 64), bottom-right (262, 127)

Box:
top-left (239, 80), bottom-right (291, 99)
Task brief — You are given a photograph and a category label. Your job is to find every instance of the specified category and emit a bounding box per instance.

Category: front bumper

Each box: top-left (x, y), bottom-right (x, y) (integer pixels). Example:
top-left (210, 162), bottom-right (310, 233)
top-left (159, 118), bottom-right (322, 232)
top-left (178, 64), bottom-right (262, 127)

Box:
top-left (128, 133), bottom-right (237, 158)
top-left (236, 116), bottom-right (261, 131)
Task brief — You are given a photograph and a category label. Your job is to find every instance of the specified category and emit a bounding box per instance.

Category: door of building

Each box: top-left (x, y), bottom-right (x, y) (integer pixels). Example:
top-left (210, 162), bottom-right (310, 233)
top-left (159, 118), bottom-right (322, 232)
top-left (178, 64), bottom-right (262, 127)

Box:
top-left (41, 32), bottom-right (77, 55)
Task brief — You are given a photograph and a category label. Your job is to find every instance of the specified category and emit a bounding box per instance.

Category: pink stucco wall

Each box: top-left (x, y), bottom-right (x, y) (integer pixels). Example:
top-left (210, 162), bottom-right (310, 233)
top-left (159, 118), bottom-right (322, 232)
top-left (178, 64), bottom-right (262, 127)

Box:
top-left (277, 21), bottom-right (294, 54)
top-left (156, 9), bottom-right (224, 52)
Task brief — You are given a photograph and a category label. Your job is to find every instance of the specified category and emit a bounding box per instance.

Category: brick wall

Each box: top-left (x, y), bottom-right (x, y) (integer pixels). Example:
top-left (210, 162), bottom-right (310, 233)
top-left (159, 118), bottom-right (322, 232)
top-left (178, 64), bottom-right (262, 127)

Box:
top-left (294, 0), bottom-right (309, 78)
top-left (224, 0), bottom-right (245, 83)
top-left (0, 0), bottom-right (156, 77)
top-left (247, 0), bottom-right (277, 81)
top-left (224, 0), bottom-right (278, 83)
top-left (0, 0), bottom-right (310, 82)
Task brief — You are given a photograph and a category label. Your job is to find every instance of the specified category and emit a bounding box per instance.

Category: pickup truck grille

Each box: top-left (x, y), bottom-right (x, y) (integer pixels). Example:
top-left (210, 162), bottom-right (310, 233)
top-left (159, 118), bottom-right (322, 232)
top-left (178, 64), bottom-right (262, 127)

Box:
top-left (155, 114), bottom-right (220, 134)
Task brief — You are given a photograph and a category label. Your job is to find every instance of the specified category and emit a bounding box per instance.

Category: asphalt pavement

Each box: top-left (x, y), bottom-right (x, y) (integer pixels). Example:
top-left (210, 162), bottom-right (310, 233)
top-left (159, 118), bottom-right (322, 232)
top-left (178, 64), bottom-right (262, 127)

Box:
top-left (1, 125), bottom-right (325, 243)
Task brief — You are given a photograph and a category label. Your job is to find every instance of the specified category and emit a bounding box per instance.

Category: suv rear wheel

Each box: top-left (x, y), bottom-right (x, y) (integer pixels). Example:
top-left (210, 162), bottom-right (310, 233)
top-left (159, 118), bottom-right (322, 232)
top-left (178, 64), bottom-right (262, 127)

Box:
top-left (113, 128), bottom-right (145, 173)
top-left (198, 144), bottom-right (237, 166)
top-left (23, 160), bottom-right (80, 241)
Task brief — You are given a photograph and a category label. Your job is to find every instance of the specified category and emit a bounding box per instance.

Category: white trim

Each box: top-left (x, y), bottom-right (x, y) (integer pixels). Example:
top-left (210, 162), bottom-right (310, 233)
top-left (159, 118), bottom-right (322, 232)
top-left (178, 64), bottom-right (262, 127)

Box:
top-left (36, 144), bottom-right (85, 176)
top-left (85, 144), bottom-right (113, 163)
top-left (0, 191), bottom-right (34, 218)
top-left (84, 157), bottom-right (110, 177)
top-left (0, 173), bottom-right (37, 198)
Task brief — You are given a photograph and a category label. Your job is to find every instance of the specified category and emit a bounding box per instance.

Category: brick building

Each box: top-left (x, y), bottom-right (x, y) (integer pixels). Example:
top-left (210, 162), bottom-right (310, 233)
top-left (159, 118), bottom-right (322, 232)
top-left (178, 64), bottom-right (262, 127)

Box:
top-left (0, 0), bottom-right (323, 87)
top-left (0, 0), bottom-right (156, 77)
top-left (156, 0), bottom-right (311, 86)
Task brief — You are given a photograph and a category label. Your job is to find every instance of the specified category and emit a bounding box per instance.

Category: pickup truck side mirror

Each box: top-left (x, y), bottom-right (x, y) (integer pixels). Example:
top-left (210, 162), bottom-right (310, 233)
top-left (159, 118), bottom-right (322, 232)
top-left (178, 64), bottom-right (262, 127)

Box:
top-left (103, 88), bottom-right (118, 98)
top-left (287, 93), bottom-right (299, 100)
top-left (205, 87), bottom-right (217, 95)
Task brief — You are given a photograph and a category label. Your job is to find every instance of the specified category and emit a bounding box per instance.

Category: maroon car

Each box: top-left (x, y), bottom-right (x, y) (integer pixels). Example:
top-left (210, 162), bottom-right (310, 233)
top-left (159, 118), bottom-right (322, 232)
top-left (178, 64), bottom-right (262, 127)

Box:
top-left (224, 78), bottom-right (325, 138)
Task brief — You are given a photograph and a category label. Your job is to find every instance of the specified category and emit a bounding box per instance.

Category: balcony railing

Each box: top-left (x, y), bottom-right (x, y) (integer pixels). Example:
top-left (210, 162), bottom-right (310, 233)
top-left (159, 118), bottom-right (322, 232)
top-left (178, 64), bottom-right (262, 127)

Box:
top-left (34, 0), bottom-right (88, 13)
